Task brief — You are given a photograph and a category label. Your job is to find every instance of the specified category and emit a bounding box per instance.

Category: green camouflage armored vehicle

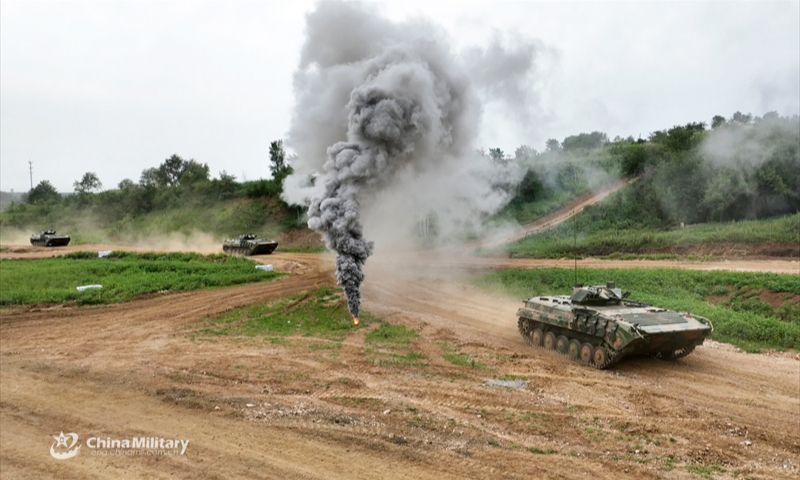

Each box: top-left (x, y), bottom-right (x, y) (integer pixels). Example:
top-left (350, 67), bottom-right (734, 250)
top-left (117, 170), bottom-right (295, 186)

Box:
top-left (222, 234), bottom-right (278, 256)
top-left (517, 282), bottom-right (713, 369)
top-left (30, 230), bottom-right (71, 247)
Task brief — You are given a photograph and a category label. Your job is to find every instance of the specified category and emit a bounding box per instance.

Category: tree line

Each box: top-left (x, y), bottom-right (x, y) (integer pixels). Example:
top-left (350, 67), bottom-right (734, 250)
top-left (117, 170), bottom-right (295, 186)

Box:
top-left (498, 111), bottom-right (798, 227)
top-left (4, 140), bottom-right (296, 229)
top-left (7, 111), bottom-right (799, 231)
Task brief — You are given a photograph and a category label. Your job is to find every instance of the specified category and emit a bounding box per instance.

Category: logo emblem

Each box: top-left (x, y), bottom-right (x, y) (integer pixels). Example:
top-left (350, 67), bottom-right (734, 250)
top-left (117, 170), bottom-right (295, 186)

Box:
top-left (50, 432), bottom-right (81, 459)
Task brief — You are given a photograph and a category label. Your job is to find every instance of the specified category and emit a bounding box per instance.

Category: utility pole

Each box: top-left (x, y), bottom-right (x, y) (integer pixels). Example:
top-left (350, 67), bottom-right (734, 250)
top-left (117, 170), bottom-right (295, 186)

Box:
top-left (29, 160), bottom-right (33, 190)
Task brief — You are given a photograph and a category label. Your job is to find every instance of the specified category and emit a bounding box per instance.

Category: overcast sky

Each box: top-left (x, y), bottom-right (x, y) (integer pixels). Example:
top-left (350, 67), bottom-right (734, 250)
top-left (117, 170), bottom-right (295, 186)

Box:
top-left (2, 0), bottom-right (798, 193)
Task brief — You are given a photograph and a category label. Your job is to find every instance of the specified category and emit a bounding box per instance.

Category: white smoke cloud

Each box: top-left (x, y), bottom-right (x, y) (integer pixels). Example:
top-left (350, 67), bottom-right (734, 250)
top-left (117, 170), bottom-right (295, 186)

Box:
top-left (701, 115), bottom-right (799, 169)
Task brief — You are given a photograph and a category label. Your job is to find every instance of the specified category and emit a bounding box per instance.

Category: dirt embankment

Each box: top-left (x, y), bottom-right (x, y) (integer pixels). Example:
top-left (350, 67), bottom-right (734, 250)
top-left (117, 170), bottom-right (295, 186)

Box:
top-left (646, 241), bottom-right (800, 259)
top-left (1, 247), bottom-right (798, 479)
top-left (477, 177), bottom-right (638, 249)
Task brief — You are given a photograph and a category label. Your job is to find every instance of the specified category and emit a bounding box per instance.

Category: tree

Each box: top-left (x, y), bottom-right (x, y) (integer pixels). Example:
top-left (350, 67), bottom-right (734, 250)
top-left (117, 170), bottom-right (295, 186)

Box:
top-left (562, 131), bottom-right (608, 151)
top-left (158, 154), bottom-right (188, 186)
top-left (711, 115), bottom-right (726, 129)
top-left (73, 172), bottom-right (102, 194)
top-left (27, 180), bottom-right (61, 205)
top-left (514, 145), bottom-right (537, 161)
top-left (730, 111), bottom-right (753, 125)
top-left (139, 167), bottom-right (160, 187)
top-left (545, 138), bottom-right (560, 153)
top-left (488, 147), bottom-right (505, 162)
top-left (180, 160), bottom-right (210, 186)
top-left (269, 140), bottom-right (291, 179)
top-left (651, 122), bottom-right (705, 152)
top-left (215, 170), bottom-right (238, 199)
top-left (118, 178), bottom-right (136, 190)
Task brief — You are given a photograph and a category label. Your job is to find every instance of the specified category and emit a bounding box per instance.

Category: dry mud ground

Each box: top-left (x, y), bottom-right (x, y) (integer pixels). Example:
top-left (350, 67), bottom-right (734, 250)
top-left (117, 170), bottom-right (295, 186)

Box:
top-left (1, 246), bottom-right (798, 480)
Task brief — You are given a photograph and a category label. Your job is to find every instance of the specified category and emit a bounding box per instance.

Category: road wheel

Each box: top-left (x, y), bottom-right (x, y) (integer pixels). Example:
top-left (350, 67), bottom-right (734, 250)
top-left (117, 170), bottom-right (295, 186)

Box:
top-left (556, 336), bottom-right (569, 354)
top-left (544, 332), bottom-right (557, 350)
top-left (531, 329), bottom-right (544, 347)
top-left (593, 346), bottom-right (609, 367)
top-left (518, 318), bottom-right (530, 336)
top-left (567, 339), bottom-right (581, 360)
top-left (580, 343), bottom-right (594, 364)
top-left (655, 345), bottom-right (696, 360)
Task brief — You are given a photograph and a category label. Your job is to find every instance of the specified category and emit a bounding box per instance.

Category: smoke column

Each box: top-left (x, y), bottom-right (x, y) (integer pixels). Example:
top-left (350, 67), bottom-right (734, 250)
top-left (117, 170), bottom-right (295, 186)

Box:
top-left (286, 2), bottom-right (541, 317)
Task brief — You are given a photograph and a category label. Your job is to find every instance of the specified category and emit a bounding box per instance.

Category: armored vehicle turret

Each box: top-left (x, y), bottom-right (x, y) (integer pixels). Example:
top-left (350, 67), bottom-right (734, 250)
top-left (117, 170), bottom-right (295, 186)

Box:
top-left (517, 282), bottom-right (713, 369)
top-left (222, 234), bottom-right (278, 256)
top-left (30, 230), bottom-right (71, 247)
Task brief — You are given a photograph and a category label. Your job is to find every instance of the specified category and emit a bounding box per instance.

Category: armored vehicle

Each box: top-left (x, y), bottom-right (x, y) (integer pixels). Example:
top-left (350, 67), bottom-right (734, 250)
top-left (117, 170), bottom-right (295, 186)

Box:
top-left (517, 282), bottom-right (713, 369)
top-left (222, 234), bottom-right (278, 256)
top-left (30, 230), bottom-right (71, 247)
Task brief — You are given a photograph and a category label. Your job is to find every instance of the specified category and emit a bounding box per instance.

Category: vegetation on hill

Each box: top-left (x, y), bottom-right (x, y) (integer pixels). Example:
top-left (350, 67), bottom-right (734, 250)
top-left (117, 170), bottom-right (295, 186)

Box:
top-left (2, 111), bottom-right (797, 253)
top-left (502, 111), bottom-right (798, 228)
top-left (502, 206), bottom-right (799, 259)
top-left (0, 141), bottom-right (319, 248)
top-left (495, 111), bottom-right (798, 256)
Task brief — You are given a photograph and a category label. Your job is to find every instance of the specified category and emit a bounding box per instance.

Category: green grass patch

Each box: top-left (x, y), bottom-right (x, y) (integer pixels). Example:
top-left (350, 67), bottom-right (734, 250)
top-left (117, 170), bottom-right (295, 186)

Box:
top-left (443, 352), bottom-right (483, 369)
top-left (686, 464), bottom-right (725, 479)
top-left (372, 351), bottom-right (426, 368)
top-left (0, 251), bottom-right (282, 306)
top-left (498, 374), bottom-right (528, 381)
top-left (529, 447), bottom-right (557, 454)
top-left (503, 207), bottom-right (799, 258)
top-left (278, 244), bottom-right (327, 253)
top-left (365, 323), bottom-right (419, 350)
top-left (195, 287), bottom-right (374, 341)
top-left (474, 268), bottom-right (800, 352)
top-left (365, 322), bottom-right (425, 367)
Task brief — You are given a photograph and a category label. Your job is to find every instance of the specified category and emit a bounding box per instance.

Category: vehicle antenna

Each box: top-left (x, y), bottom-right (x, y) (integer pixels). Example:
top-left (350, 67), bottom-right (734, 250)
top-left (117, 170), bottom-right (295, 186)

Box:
top-left (573, 212), bottom-right (577, 286)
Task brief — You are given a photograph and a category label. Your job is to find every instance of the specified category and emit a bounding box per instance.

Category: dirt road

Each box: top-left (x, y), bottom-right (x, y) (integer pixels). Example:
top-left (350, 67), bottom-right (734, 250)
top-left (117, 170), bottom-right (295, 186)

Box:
top-left (477, 177), bottom-right (638, 249)
top-left (1, 247), bottom-right (798, 479)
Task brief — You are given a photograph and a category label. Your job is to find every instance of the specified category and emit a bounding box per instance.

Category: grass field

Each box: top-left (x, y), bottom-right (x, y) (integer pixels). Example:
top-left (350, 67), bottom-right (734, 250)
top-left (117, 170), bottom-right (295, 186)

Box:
top-left (475, 268), bottom-right (800, 352)
top-left (502, 210), bottom-right (799, 259)
top-left (194, 287), bottom-right (373, 341)
top-left (0, 251), bottom-right (283, 306)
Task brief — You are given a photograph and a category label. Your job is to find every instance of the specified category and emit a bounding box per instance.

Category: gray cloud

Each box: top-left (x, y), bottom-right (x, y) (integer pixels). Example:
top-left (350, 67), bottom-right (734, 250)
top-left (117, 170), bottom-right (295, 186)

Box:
top-left (285, 1), bottom-right (526, 316)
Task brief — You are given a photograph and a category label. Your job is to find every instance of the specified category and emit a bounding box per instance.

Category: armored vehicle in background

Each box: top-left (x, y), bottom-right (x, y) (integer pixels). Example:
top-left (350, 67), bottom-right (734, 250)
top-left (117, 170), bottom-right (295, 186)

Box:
top-left (517, 282), bottom-right (713, 369)
top-left (30, 230), bottom-right (71, 247)
top-left (222, 234), bottom-right (278, 256)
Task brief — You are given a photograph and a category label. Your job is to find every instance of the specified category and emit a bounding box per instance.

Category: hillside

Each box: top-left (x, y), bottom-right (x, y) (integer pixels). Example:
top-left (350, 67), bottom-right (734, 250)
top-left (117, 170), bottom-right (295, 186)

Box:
top-left (3, 112), bottom-right (797, 257)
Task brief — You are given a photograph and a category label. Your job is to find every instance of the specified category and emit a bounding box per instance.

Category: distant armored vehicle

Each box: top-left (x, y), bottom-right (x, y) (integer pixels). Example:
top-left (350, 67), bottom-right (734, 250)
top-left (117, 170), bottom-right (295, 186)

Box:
top-left (517, 282), bottom-right (713, 369)
top-left (222, 234), bottom-right (278, 256)
top-left (30, 230), bottom-right (71, 247)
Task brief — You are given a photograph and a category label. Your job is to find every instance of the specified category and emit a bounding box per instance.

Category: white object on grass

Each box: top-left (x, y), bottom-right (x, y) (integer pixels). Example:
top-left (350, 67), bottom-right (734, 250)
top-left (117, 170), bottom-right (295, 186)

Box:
top-left (76, 285), bottom-right (103, 291)
top-left (255, 265), bottom-right (274, 271)
top-left (98, 250), bottom-right (113, 258)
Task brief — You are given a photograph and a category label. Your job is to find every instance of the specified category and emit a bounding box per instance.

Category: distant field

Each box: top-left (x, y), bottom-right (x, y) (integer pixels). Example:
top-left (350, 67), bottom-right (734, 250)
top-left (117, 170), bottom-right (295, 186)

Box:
top-left (0, 251), bottom-right (283, 306)
top-left (503, 213), bottom-right (800, 258)
top-left (475, 268), bottom-right (800, 352)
